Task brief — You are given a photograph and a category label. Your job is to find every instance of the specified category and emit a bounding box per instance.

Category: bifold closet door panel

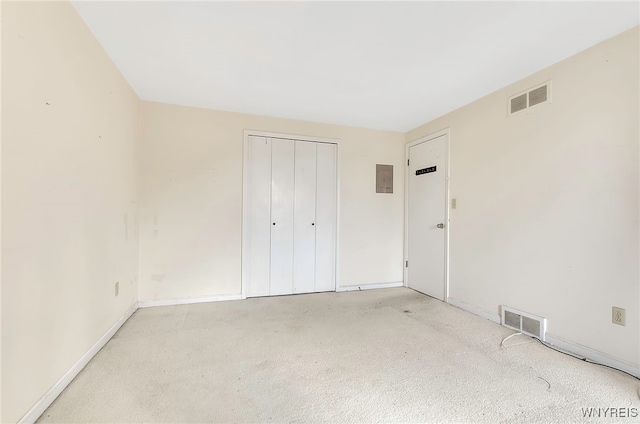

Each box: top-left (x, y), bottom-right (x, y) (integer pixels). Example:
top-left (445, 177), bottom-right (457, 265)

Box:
top-left (246, 136), bottom-right (272, 297)
top-left (293, 141), bottom-right (317, 294)
top-left (270, 138), bottom-right (295, 295)
top-left (315, 142), bottom-right (337, 291)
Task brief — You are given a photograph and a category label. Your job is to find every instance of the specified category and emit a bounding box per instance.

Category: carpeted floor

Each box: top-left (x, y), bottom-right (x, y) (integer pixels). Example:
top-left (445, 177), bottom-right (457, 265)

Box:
top-left (38, 288), bottom-right (639, 423)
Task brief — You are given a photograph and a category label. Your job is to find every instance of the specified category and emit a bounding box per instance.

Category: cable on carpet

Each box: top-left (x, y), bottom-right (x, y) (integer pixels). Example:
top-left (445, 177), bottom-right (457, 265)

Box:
top-left (500, 332), bottom-right (639, 382)
top-left (537, 376), bottom-right (551, 389)
top-left (500, 332), bottom-right (523, 348)
top-left (533, 338), bottom-right (640, 382)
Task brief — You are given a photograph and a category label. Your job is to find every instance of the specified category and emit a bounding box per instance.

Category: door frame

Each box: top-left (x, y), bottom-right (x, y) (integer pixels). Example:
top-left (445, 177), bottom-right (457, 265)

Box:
top-left (404, 128), bottom-right (451, 302)
top-left (241, 130), bottom-right (341, 299)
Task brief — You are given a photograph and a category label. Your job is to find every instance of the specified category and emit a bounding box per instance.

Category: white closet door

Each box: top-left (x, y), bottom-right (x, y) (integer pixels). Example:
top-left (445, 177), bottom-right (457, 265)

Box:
top-left (270, 138), bottom-right (295, 295)
top-left (315, 142), bottom-right (337, 291)
top-left (246, 136), bottom-right (272, 297)
top-left (293, 141), bottom-right (317, 294)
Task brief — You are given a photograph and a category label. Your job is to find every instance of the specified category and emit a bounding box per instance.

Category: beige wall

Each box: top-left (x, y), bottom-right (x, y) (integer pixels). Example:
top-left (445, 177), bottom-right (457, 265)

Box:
top-left (139, 102), bottom-right (405, 301)
top-left (1, 2), bottom-right (140, 422)
top-left (2, 1), bottom-right (637, 421)
top-left (407, 27), bottom-right (639, 366)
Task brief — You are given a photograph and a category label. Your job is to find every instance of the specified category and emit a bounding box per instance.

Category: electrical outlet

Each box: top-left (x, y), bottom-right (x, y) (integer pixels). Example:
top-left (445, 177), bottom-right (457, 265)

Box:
top-left (612, 307), bottom-right (625, 326)
top-left (115, 282), bottom-right (119, 297)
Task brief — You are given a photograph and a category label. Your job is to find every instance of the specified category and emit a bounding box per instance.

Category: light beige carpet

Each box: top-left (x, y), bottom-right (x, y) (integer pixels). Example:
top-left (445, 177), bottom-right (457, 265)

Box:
top-left (38, 288), bottom-right (639, 423)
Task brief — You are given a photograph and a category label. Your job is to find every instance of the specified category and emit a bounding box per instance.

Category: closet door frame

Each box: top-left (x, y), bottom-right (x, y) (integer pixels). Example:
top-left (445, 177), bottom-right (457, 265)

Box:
top-left (241, 130), bottom-right (340, 299)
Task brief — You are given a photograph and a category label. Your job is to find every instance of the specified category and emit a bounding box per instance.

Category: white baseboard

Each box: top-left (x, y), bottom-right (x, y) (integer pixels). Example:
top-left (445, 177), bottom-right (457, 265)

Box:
top-left (18, 302), bottom-right (139, 424)
top-left (337, 281), bottom-right (404, 292)
top-left (544, 333), bottom-right (640, 379)
top-left (447, 296), bottom-right (501, 324)
top-left (138, 293), bottom-right (242, 308)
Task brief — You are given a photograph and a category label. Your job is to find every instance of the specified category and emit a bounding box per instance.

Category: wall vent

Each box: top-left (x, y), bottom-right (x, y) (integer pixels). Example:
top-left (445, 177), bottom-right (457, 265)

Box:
top-left (508, 81), bottom-right (551, 115)
top-left (501, 305), bottom-right (547, 341)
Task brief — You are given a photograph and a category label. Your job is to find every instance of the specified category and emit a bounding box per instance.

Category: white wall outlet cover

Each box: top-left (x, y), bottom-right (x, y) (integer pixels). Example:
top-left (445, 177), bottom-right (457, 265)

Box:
top-left (612, 307), bottom-right (625, 326)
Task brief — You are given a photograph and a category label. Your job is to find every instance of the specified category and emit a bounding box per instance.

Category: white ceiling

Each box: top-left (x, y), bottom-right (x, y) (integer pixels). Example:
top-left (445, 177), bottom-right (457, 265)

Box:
top-left (72, 1), bottom-right (639, 132)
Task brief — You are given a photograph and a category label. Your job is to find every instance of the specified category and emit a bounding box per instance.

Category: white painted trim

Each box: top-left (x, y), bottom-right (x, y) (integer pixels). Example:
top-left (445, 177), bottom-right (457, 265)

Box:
top-left (447, 296), bottom-right (501, 324)
top-left (337, 281), bottom-right (404, 292)
top-left (404, 128), bottom-right (451, 300)
top-left (241, 132), bottom-right (251, 300)
top-left (334, 140), bottom-right (342, 293)
top-left (17, 302), bottom-right (139, 424)
top-left (443, 131), bottom-right (451, 301)
top-left (403, 139), bottom-right (409, 288)
top-left (242, 130), bottom-right (341, 298)
top-left (138, 294), bottom-right (242, 308)
top-left (243, 130), bottom-right (339, 145)
top-left (545, 333), bottom-right (640, 379)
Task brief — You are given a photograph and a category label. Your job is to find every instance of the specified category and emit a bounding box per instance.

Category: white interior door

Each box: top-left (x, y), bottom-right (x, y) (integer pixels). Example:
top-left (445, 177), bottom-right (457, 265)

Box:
top-left (293, 141), bottom-right (317, 294)
top-left (270, 139), bottom-right (295, 295)
top-left (315, 142), bottom-right (337, 292)
top-left (246, 136), bottom-right (272, 297)
top-left (407, 134), bottom-right (447, 300)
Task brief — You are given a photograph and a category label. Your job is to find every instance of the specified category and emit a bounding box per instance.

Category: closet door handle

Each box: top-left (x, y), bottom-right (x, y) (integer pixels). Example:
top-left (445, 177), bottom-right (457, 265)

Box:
top-left (312, 223), bottom-right (315, 226)
top-left (273, 223), bottom-right (276, 226)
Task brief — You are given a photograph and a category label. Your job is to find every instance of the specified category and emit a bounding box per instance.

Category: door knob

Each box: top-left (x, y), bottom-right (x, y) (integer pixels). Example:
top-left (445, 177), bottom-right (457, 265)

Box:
top-left (437, 223), bottom-right (444, 229)
top-left (312, 223), bottom-right (315, 226)
top-left (273, 223), bottom-right (276, 226)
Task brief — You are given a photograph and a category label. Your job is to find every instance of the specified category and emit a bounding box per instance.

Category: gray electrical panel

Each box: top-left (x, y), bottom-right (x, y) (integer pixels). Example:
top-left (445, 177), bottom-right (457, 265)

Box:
top-left (376, 164), bottom-right (393, 194)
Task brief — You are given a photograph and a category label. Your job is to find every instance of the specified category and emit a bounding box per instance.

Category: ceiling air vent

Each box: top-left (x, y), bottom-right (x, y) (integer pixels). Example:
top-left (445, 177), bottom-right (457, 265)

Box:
top-left (508, 81), bottom-right (551, 115)
top-left (501, 305), bottom-right (547, 341)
